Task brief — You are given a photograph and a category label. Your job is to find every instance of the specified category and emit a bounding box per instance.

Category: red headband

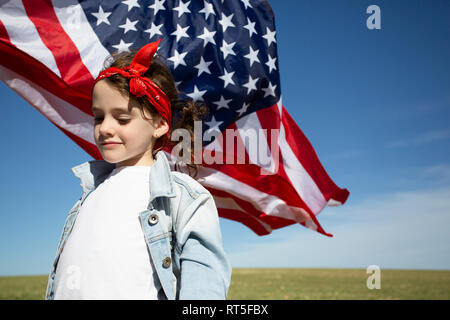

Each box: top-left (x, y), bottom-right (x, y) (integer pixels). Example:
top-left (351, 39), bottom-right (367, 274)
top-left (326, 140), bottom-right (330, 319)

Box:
top-left (93, 39), bottom-right (171, 136)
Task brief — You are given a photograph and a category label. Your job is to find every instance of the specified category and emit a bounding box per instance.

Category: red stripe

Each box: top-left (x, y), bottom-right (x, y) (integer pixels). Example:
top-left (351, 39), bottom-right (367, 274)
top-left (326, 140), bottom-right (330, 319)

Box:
top-left (209, 187), bottom-right (315, 236)
top-left (208, 187), bottom-right (275, 236)
top-left (176, 103), bottom-right (335, 236)
top-left (199, 112), bottom-right (310, 210)
top-left (0, 40), bottom-right (92, 115)
top-left (22, 0), bottom-right (94, 94)
top-left (0, 20), bottom-right (12, 44)
top-left (219, 208), bottom-right (269, 236)
top-left (255, 104), bottom-right (334, 236)
top-left (202, 156), bottom-right (332, 237)
top-left (201, 157), bottom-right (309, 210)
top-left (281, 105), bottom-right (349, 204)
top-left (195, 104), bottom-right (336, 236)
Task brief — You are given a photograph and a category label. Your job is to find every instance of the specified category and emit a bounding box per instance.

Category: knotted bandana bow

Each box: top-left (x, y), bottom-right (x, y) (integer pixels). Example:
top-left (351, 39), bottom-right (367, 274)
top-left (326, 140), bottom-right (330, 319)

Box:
top-left (93, 39), bottom-right (171, 135)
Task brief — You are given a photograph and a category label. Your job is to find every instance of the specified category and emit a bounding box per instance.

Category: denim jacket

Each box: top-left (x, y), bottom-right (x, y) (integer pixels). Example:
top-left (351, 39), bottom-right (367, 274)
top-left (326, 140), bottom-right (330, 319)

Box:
top-left (45, 151), bottom-right (231, 300)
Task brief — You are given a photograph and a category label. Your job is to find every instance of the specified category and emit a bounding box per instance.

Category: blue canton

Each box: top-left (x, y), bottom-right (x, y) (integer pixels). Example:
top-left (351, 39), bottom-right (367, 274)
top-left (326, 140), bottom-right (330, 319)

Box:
top-left (81, 0), bottom-right (281, 145)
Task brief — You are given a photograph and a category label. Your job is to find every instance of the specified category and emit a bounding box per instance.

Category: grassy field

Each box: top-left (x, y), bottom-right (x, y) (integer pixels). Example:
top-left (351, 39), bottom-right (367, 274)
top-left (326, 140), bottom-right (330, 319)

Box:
top-left (0, 268), bottom-right (449, 300)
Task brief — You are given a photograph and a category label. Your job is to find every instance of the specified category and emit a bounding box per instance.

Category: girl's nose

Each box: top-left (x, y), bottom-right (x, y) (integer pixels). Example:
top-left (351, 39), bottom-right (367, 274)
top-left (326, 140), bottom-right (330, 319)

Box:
top-left (98, 117), bottom-right (115, 136)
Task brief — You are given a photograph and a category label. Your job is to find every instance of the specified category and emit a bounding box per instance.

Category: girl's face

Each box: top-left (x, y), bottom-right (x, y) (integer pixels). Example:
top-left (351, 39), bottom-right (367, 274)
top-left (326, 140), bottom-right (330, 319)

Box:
top-left (92, 79), bottom-right (168, 167)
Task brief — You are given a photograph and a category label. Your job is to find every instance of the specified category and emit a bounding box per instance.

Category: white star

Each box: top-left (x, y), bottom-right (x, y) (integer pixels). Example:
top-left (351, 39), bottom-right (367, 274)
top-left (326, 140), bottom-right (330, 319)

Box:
top-left (262, 27), bottom-right (276, 46)
top-left (198, 27), bottom-right (216, 48)
top-left (263, 82), bottom-right (277, 98)
top-left (200, 1), bottom-right (215, 20)
top-left (91, 6), bottom-right (111, 26)
top-left (243, 75), bottom-right (258, 94)
top-left (149, 0), bottom-right (165, 15)
top-left (171, 24), bottom-right (190, 42)
top-left (173, 0), bottom-right (191, 18)
top-left (243, 17), bottom-right (257, 37)
top-left (194, 57), bottom-right (212, 76)
top-left (119, 18), bottom-right (138, 34)
top-left (241, 0), bottom-right (252, 9)
top-left (122, 0), bottom-right (140, 12)
top-left (205, 115), bottom-right (223, 134)
top-left (218, 12), bottom-right (235, 32)
top-left (265, 54), bottom-right (277, 73)
top-left (219, 69), bottom-right (235, 88)
top-left (112, 39), bottom-right (133, 52)
top-left (236, 102), bottom-right (250, 116)
top-left (168, 49), bottom-right (188, 69)
top-left (214, 96), bottom-right (232, 110)
top-left (145, 22), bottom-right (163, 39)
top-left (187, 85), bottom-right (207, 101)
top-left (244, 46), bottom-right (260, 67)
top-left (220, 39), bottom-right (236, 59)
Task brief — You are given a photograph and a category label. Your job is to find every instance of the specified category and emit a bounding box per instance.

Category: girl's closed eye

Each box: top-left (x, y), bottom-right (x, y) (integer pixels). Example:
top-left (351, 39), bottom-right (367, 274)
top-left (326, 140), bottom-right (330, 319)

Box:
top-left (94, 117), bottom-right (131, 124)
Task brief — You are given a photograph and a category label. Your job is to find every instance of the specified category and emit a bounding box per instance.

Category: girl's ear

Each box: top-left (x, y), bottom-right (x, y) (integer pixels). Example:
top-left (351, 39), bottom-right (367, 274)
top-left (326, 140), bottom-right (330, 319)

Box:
top-left (153, 117), bottom-right (169, 138)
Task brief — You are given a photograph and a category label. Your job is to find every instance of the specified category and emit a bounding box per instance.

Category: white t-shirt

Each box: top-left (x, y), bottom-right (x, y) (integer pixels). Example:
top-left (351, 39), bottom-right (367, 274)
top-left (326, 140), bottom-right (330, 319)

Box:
top-left (53, 165), bottom-right (163, 300)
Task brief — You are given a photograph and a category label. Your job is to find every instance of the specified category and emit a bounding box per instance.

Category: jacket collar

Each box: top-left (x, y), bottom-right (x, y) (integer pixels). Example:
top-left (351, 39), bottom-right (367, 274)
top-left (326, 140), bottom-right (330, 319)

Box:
top-left (71, 151), bottom-right (176, 202)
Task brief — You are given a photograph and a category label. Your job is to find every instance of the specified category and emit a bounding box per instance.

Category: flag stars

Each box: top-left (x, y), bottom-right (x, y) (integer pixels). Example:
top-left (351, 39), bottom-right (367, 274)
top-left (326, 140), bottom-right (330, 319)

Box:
top-left (119, 18), bottom-right (138, 34)
top-left (218, 12), bottom-right (235, 32)
top-left (243, 17), bottom-right (257, 37)
top-left (219, 69), bottom-right (235, 88)
top-left (244, 46), bottom-right (260, 67)
top-left (112, 39), bottom-right (133, 52)
top-left (194, 57), bottom-right (213, 76)
top-left (174, 0), bottom-right (191, 18)
top-left (241, 0), bottom-right (252, 9)
top-left (171, 24), bottom-right (190, 42)
top-left (168, 49), bottom-right (188, 69)
top-left (265, 54), bottom-right (277, 73)
top-left (243, 74), bottom-right (258, 94)
top-left (149, 0), bottom-right (165, 15)
top-left (200, 1), bottom-right (215, 20)
top-left (145, 22), bottom-right (163, 39)
top-left (198, 27), bottom-right (216, 48)
top-left (263, 82), bottom-right (277, 98)
top-left (205, 115), bottom-right (223, 135)
top-left (187, 85), bottom-right (207, 101)
top-left (122, 0), bottom-right (140, 12)
top-left (220, 39), bottom-right (236, 59)
top-left (236, 102), bottom-right (250, 117)
top-left (214, 96), bottom-right (232, 110)
top-left (91, 6), bottom-right (111, 26)
top-left (263, 27), bottom-right (276, 46)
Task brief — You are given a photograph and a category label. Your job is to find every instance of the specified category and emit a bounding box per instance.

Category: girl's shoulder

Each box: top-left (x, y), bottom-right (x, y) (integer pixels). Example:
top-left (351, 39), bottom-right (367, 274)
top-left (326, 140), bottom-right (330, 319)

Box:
top-left (170, 170), bottom-right (211, 200)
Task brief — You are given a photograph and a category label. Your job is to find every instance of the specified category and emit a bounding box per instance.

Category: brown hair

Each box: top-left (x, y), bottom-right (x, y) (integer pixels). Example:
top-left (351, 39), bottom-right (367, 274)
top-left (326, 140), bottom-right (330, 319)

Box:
top-left (99, 49), bottom-right (208, 178)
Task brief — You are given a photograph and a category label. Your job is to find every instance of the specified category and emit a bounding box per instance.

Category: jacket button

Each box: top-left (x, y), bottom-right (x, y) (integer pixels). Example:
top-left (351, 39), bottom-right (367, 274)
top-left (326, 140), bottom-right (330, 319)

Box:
top-left (148, 214), bottom-right (158, 225)
top-left (162, 257), bottom-right (171, 268)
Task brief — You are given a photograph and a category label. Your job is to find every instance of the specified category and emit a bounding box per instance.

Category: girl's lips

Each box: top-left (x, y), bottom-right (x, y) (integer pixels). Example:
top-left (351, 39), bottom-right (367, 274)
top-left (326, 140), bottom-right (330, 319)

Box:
top-left (101, 142), bottom-right (122, 148)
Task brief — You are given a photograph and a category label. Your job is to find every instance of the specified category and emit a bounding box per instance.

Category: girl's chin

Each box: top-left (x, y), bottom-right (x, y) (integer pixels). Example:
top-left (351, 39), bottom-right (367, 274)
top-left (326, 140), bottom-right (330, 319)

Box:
top-left (99, 151), bottom-right (125, 163)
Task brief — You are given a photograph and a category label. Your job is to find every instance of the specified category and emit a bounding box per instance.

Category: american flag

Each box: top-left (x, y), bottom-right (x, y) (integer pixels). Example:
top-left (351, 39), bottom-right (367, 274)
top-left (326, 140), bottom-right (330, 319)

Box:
top-left (0, 0), bottom-right (349, 236)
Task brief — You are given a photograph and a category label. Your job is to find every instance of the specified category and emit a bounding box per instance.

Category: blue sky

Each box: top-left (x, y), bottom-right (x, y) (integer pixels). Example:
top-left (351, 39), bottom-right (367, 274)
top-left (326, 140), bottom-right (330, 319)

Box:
top-left (1, 0), bottom-right (449, 276)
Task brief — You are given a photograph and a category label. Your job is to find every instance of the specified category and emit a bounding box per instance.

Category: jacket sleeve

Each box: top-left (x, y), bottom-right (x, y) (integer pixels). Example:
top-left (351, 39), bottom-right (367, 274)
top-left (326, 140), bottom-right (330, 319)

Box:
top-left (175, 192), bottom-right (232, 300)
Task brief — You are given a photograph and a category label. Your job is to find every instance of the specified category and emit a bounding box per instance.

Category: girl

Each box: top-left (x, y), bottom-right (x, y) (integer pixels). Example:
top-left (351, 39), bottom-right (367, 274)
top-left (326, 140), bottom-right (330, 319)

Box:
top-left (45, 39), bottom-right (231, 300)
